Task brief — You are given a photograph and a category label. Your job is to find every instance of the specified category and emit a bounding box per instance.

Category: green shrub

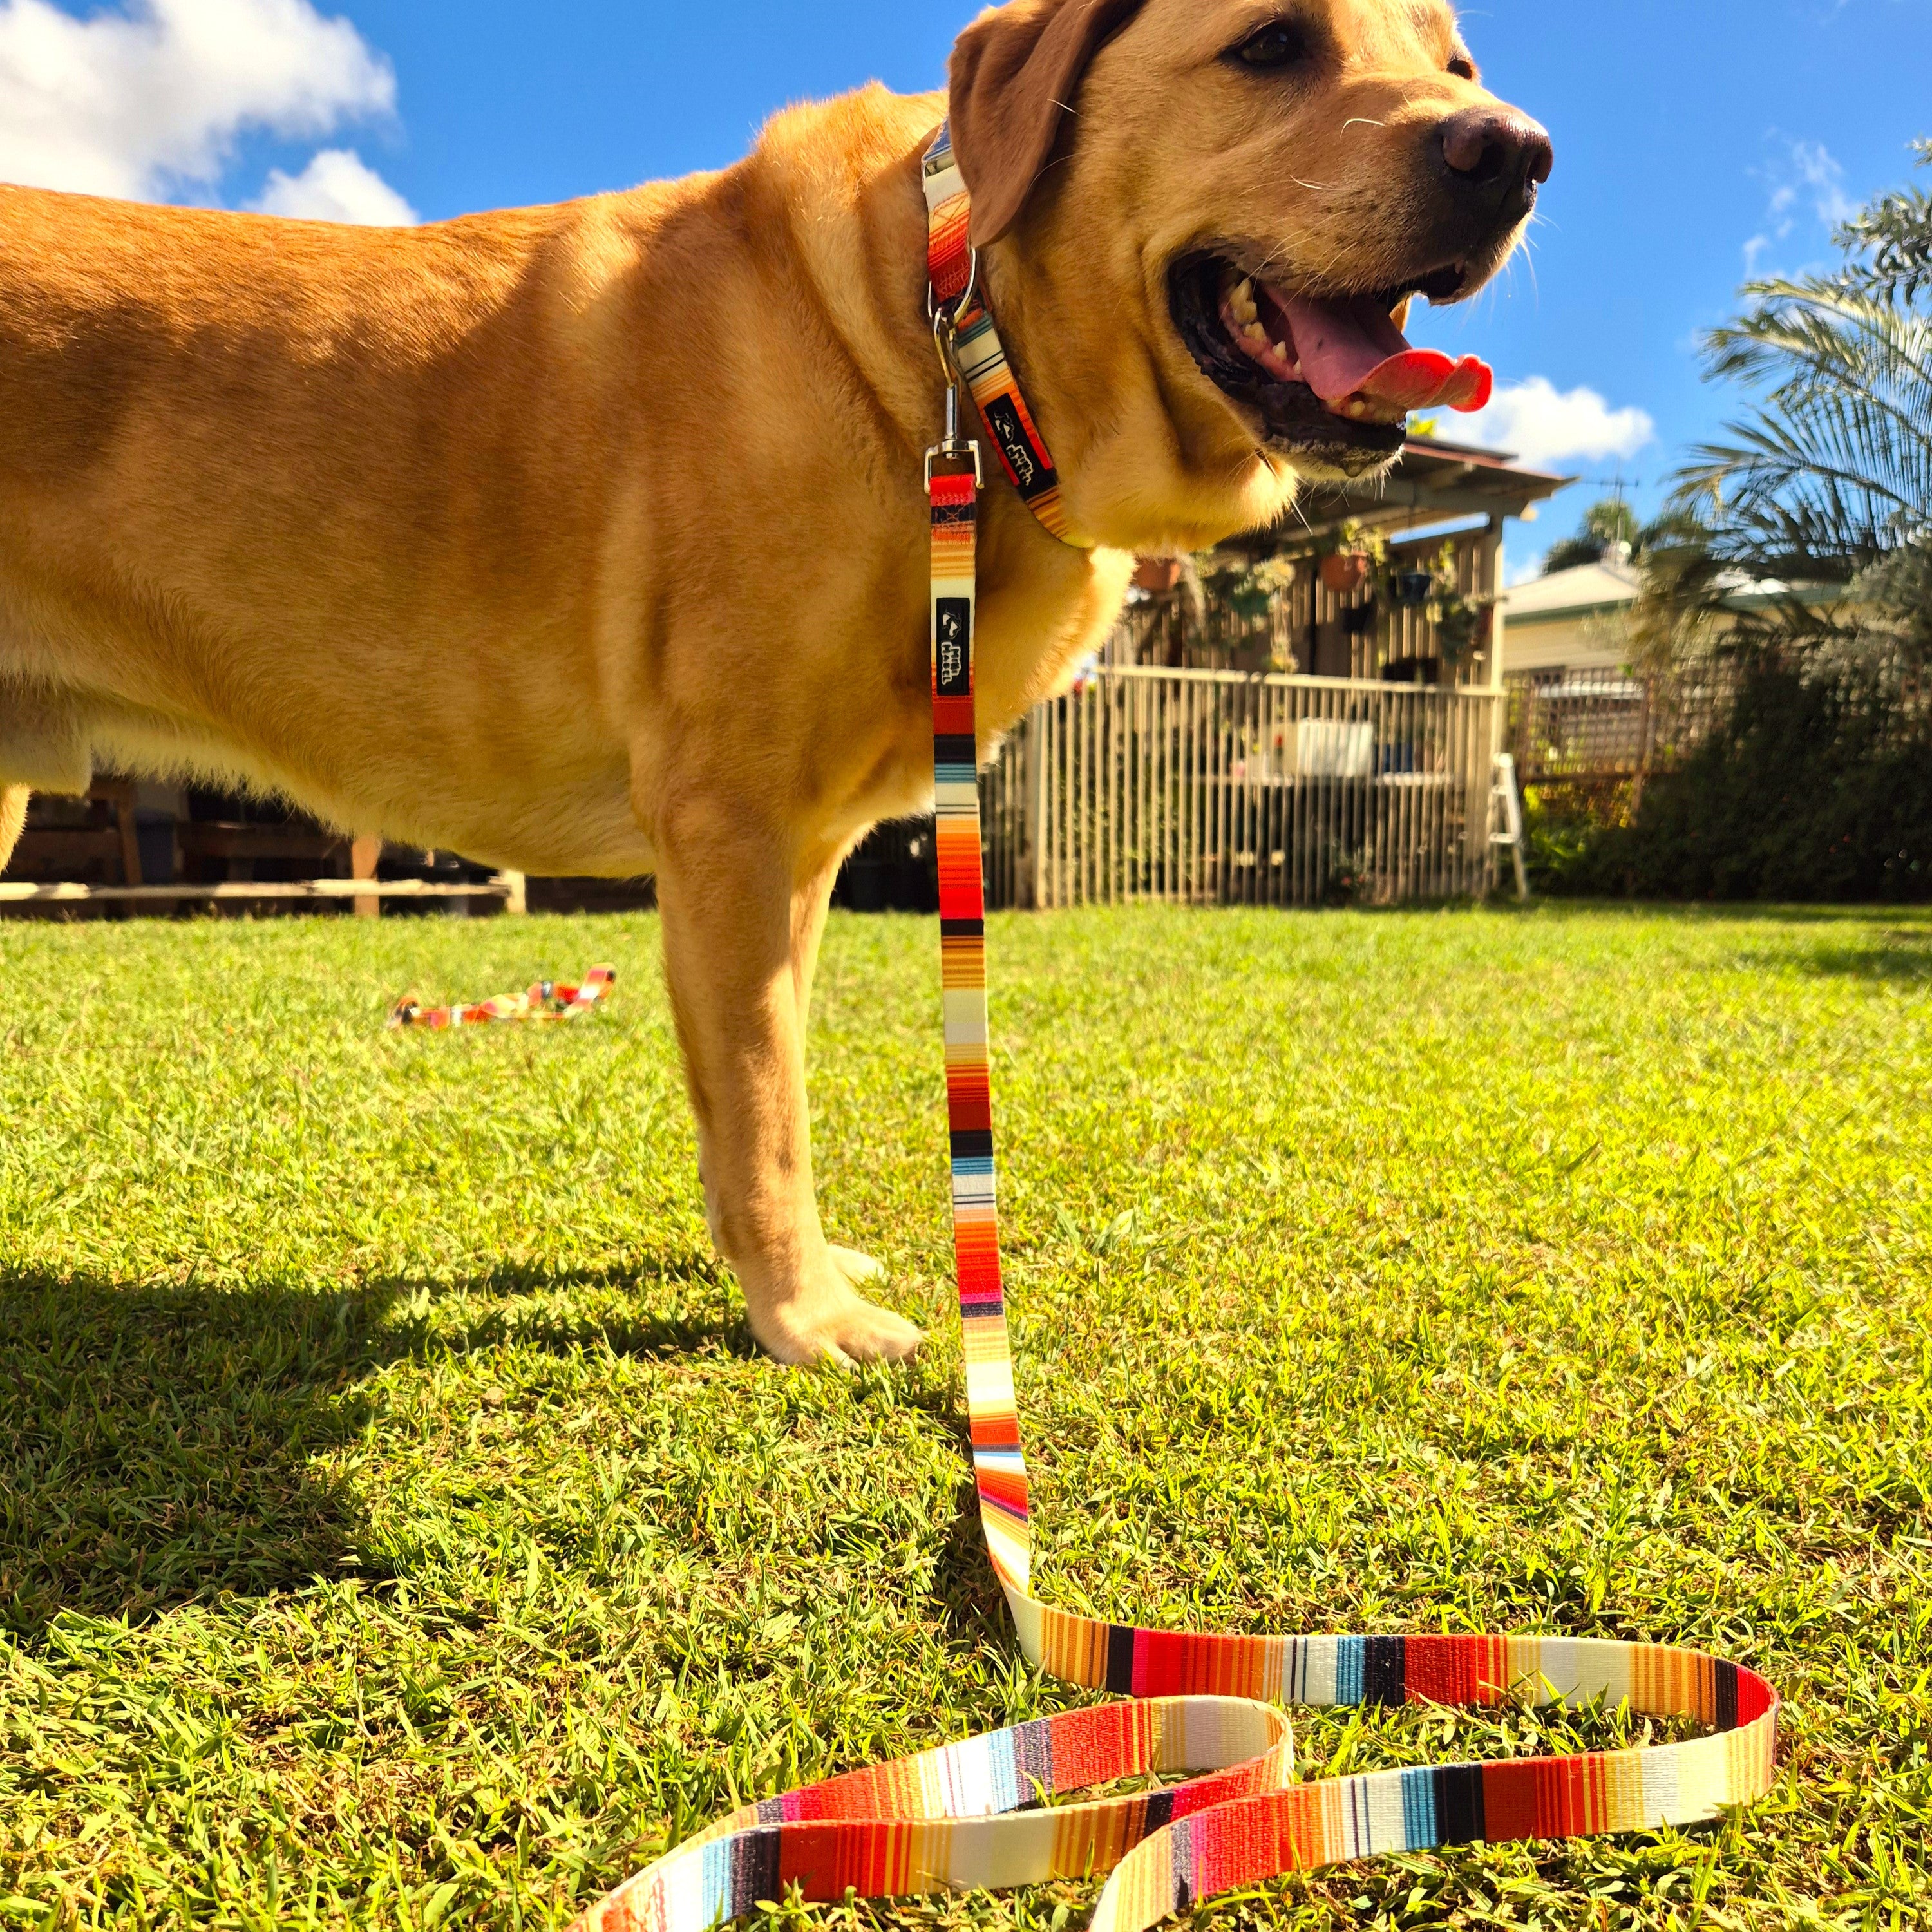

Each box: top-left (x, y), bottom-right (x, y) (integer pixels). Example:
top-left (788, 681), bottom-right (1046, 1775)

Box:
top-left (1529, 656), bottom-right (1932, 902)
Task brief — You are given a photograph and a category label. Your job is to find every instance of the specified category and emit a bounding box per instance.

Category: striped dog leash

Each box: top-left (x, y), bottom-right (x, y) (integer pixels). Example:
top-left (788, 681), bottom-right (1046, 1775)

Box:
top-left (567, 133), bottom-right (1777, 1932)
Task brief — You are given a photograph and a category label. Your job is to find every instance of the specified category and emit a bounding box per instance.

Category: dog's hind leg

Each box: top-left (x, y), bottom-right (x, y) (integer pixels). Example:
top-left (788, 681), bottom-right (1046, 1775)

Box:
top-left (0, 786), bottom-right (26, 873)
top-left (654, 797), bottom-right (922, 1367)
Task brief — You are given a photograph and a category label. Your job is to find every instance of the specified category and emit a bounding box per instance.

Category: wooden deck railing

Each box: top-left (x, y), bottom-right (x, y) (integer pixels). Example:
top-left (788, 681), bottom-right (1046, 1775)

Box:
top-left (980, 667), bottom-right (1504, 909)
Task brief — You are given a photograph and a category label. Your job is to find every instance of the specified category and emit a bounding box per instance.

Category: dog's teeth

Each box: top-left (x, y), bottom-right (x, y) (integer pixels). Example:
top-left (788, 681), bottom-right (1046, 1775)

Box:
top-left (1244, 321), bottom-right (1268, 345)
top-left (1291, 362), bottom-right (1304, 381)
top-left (1347, 399), bottom-right (1368, 419)
top-left (1273, 343), bottom-right (1289, 363)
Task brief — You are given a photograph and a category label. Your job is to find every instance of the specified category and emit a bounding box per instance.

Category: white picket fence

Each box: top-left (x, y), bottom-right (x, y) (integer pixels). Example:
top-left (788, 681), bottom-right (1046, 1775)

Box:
top-left (981, 667), bottom-right (1504, 909)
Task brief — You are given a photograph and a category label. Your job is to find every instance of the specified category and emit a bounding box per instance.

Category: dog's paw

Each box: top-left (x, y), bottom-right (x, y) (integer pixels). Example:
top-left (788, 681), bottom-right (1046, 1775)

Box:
top-left (752, 1257), bottom-right (922, 1368)
top-left (828, 1245), bottom-right (887, 1286)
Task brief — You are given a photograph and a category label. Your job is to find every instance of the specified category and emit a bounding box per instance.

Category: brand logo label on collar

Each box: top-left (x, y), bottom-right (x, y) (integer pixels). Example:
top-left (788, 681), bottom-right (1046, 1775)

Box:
top-left (981, 397), bottom-right (1041, 493)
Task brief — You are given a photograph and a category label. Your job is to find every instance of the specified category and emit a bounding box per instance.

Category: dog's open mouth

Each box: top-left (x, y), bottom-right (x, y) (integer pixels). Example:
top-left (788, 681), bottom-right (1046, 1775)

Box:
top-left (1169, 254), bottom-right (1494, 475)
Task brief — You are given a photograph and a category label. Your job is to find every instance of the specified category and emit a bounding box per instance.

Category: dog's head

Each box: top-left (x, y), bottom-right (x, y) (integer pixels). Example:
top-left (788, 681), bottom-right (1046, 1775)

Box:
top-left (948, 0), bottom-right (1551, 548)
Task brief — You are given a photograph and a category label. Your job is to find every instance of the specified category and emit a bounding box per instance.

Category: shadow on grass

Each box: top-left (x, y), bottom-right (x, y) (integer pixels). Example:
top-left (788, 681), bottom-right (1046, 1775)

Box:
top-left (0, 1269), bottom-right (397, 1638)
top-left (1772, 932), bottom-right (1932, 981)
top-left (0, 1256), bottom-right (746, 1639)
top-left (929, 1470), bottom-right (1027, 1661)
top-left (412, 1256), bottom-right (757, 1363)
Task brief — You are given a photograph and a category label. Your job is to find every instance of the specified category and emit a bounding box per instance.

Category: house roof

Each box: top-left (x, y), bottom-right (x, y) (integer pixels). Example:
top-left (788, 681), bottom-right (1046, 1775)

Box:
top-left (1231, 435), bottom-right (1573, 554)
top-left (1502, 556), bottom-right (1642, 627)
top-left (1501, 556), bottom-right (1842, 627)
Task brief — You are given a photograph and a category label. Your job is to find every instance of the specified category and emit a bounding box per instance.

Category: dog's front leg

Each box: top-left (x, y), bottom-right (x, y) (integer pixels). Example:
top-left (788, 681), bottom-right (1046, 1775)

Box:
top-left (655, 804), bottom-right (922, 1366)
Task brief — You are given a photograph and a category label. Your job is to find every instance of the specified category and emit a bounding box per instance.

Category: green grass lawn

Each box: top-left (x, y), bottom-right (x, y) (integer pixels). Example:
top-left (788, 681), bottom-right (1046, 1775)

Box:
top-left (2, 904), bottom-right (1929, 1932)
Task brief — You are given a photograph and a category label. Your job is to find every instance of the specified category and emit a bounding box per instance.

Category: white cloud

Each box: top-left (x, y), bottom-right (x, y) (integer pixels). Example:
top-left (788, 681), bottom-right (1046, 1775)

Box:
top-left (0, 0), bottom-right (397, 202)
top-left (1744, 138), bottom-right (1856, 276)
top-left (1457, 377), bottom-right (1655, 472)
top-left (1504, 547), bottom-right (1546, 589)
top-left (252, 146), bottom-right (414, 223)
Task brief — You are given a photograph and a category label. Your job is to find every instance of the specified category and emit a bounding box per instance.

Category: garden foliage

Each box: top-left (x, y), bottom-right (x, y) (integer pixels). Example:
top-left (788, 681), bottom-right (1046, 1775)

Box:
top-left (1528, 651), bottom-right (1932, 900)
top-left (1534, 141), bottom-right (1932, 901)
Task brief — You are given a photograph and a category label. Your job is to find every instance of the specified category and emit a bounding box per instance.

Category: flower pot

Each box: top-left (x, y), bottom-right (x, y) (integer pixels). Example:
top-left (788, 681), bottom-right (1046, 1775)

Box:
top-left (1319, 553), bottom-right (1370, 596)
top-left (1394, 569), bottom-right (1434, 607)
top-left (1132, 556), bottom-right (1184, 594)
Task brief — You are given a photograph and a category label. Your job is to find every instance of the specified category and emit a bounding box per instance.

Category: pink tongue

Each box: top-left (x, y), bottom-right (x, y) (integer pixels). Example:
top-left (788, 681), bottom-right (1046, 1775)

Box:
top-left (1269, 289), bottom-right (1493, 413)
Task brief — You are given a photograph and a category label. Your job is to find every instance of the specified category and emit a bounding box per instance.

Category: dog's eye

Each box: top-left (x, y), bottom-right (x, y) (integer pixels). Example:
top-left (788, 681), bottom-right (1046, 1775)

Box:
top-left (1448, 53), bottom-right (1477, 80)
top-left (1236, 23), bottom-right (1308, 68)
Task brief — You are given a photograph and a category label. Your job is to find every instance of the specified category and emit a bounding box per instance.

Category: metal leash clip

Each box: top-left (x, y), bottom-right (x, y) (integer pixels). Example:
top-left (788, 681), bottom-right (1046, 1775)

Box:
top-left (925, 250), bottom-right (984, 488)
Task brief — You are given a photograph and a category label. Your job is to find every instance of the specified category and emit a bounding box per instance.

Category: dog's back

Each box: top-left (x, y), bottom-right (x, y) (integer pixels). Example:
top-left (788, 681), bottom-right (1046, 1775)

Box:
top-left (0, 88), bottom-right (951, 876)
top-left (0, 182), bottom-right (668, 866)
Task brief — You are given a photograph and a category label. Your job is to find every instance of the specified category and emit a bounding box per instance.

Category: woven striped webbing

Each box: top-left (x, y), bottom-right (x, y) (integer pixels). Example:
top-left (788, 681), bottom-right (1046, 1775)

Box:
top-left (567, 143), bottom-right (1778, 1932)
top-left (922, 126), bottom-right (1074, 544)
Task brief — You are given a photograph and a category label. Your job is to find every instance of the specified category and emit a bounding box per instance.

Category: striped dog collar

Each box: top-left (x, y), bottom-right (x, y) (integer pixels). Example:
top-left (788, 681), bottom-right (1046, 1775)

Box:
top-left (567, 123), bottom-right (1780, 1932)
top-left (922, 123), bottom-right (1081, 548)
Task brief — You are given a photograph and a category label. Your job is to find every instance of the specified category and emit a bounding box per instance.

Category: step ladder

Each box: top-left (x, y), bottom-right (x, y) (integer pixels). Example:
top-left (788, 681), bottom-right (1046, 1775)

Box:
top-left (1490, 752), bottom-right (1530, 902)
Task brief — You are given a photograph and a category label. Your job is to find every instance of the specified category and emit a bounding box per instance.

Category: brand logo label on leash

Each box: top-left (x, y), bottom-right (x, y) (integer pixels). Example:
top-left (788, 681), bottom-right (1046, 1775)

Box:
top-left (937, 598), bottom-right (971, 695)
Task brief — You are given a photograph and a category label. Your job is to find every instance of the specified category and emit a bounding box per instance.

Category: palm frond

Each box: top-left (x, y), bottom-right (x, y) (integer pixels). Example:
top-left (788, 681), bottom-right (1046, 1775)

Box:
top-left (1653, 144), bottom-right (1931, 674)
top-left (1835, 139), bottom-right (1932, 302)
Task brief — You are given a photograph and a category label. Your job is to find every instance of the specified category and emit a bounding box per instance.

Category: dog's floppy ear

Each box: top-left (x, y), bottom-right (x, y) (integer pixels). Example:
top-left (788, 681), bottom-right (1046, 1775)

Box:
top-left (948, 0), bottom-right (1148, 247)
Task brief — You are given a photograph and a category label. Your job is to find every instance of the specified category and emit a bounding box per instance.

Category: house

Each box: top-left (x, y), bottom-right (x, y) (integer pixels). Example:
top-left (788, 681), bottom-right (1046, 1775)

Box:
top-left (1499, 551), bottom-right (1641, 679)
top-left (976, 436), bottom-right (1583, 911)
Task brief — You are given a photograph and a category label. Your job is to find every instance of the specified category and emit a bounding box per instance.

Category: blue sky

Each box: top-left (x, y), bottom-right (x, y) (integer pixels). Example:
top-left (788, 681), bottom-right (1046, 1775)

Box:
top-left (2, 0), bottom-right (1929, 567)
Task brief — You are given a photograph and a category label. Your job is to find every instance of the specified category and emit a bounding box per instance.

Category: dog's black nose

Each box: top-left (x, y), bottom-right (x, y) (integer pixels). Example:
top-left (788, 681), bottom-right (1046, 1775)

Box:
top-left (1437, 107), bottom-right (1553, 225)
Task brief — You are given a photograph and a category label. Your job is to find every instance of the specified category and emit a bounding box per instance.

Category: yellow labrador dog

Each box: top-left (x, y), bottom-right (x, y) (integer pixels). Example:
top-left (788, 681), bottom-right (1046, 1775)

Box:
top-left (0, 0), bottom-right (1548, 1363)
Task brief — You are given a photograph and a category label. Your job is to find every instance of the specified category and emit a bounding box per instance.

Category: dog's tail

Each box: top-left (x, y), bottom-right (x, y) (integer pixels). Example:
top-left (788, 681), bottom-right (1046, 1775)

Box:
top-left (0, 786), bottom-right (28, 875)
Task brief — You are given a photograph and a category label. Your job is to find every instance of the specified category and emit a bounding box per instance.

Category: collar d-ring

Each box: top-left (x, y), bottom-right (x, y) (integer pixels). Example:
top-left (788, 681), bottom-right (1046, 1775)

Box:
top-left (929, 245), bottom-right (980, 387)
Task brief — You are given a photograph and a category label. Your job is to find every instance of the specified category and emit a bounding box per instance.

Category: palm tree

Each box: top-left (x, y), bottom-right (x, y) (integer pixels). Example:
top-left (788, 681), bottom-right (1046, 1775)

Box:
top-left (1841, 141), bottom-right (1932, 303)
top-left (1649, 142), bottom-right (1931, 668)
top-left (1542, 498), bottom-right (1641, 574)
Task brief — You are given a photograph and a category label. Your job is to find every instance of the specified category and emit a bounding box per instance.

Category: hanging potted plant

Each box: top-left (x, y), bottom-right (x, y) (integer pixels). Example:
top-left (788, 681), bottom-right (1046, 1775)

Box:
top-left (1320, 551), bottom-right (1370, 595)
top-left (1394, 567), bottom-right (1434, 607)
top-left (1423, 542), bottom-right (1494, 666)
top-left (1434, 594), bottom-right (1486, 663)
top-left (1317, 519), bottom-right (1379, 596)
top-left (1198, 551), bottom-right (1296, 671)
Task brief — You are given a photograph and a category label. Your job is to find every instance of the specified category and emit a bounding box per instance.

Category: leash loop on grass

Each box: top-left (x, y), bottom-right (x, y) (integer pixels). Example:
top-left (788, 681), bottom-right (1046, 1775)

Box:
top-left (580, 1700), bottom-right (1298, 1932)
top-left (567, 137), bottom-right (1777, 1932)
